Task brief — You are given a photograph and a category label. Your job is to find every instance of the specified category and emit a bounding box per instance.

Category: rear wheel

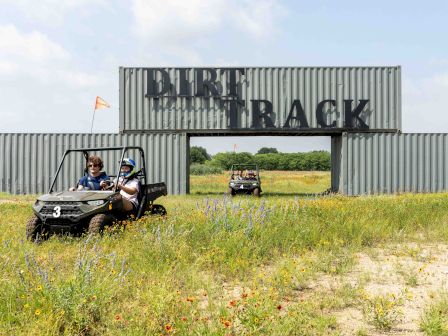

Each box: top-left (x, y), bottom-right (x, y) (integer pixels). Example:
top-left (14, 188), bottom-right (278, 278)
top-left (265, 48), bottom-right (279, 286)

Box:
top-left (253, 188), bottom-right (261, 197)
top-left (151, 204), bottom-right (167, 216)
top-left (26, 215), bottom-right (48, 242)
top-left (88, 214), bottom-right (113, 234)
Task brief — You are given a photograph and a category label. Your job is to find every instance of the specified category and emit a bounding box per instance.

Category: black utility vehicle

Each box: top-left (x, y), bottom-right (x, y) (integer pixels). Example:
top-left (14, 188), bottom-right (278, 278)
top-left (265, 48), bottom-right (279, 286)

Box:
top-left (26, 146), bottom-right (167, 241)
top-left (228, 164), bottom-right (262, 197)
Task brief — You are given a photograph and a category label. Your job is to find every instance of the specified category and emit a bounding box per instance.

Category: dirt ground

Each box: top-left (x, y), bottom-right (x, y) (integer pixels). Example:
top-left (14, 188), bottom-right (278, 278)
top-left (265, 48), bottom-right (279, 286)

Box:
top-left (331, 243), bottom-right (448, 335)
top-left (221, 243), bottom-right (448, 335)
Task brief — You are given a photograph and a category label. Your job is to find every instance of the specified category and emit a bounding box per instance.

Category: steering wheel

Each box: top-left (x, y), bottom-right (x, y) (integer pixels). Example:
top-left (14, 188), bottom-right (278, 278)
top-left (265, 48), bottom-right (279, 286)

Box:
top-left (101, 179), bottom-right (115, 191)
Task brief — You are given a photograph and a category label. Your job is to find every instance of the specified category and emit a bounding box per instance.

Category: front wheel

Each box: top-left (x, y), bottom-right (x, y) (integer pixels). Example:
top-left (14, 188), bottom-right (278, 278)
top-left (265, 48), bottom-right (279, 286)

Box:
top-left (88, 214), bottom-right (113, 234)
top-left (26, 215), bottom-right (48, 242)
top-left (253, 188), bottom-right (261, 197)
top-left (151, 204), bottom-right (167, 216)
top-left (227, 187), bottom-right (236, 196)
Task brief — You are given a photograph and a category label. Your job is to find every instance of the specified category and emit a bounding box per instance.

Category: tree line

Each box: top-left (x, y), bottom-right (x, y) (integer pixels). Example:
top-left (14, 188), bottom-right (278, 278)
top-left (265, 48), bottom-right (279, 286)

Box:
top-left (190, 146), bottom-right (331, 172)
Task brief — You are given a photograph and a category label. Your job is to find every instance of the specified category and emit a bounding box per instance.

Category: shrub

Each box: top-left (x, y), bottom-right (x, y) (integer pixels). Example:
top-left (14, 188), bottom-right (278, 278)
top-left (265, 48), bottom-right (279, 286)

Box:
top-left (190, 146), bottom-right (211, 164)
top-left (420, 293), bottom-right (448, 335)
top-left (362, 292), bottom-right (404, 331)
top-left (208, 152), bottom-right (254, 170)
top-left (190, 164), bottom-right (223, 175)
top-left (257, 147), bottom-right (278, 154)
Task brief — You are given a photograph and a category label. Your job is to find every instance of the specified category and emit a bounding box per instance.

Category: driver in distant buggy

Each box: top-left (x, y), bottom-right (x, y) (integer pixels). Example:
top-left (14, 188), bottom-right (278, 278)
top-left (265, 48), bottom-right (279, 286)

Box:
top-left (247, 170), bottom-right (256, 180)
top-left (231, 170), bottom-right (243, 181)
top-left (113, 158), bottom-right (140, 212)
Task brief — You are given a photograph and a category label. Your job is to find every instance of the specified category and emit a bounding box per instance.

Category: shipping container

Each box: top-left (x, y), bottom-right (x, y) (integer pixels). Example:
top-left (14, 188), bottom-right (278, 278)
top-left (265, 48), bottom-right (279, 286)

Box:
top-left (335, 133), bottom-right (448, 195)
top-left (120, 67), bottom-right (401, 133)
top-left (0, 133), bottom-right (188, 195)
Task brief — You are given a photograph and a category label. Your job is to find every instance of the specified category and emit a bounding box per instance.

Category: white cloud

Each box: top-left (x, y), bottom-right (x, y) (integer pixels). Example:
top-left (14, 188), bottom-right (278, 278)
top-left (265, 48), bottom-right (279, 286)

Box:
top-left (0, 0), bottom-right (104, 25)
top-left (233, 0), bottom-right (287, 39)
top-left (130, 0), bottom-right (287, 66)
top-left (132, 0), bottom-right (224, 42)
top-left (0, 25), bottom-right (68, 62)
top-left (0, 60), bottom-right (17, 75)
top-left (402, 73), bottom-right (448, 132)
top-left (0, 25), bottom-right (113, 132)
top-left (0, 25), bottom-right (98, 87)
top-left (131, 0), bottom-right (286, 42)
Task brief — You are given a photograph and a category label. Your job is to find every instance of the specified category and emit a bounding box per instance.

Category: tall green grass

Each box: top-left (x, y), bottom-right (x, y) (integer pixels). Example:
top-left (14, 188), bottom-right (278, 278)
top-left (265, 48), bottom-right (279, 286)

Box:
top-left (190, 170), bottom-right (331, 195)
top-left (1, 192), bottom-right (448, 334)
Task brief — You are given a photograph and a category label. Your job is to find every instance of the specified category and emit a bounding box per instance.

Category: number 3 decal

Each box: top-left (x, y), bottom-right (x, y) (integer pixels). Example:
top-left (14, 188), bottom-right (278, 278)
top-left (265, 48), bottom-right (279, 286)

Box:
top-left (53, 206), bottom-right (61, 218)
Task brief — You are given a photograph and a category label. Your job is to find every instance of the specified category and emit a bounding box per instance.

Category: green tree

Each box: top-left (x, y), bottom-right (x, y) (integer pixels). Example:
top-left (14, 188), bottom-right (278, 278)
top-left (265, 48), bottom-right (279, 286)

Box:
top-left (254, 153), bottom-right (279, 170)
top-left (190, 146), bottom-right (211, 164)
top-left (207, 150), bottom-right (331, 171)
top-left (257, 147), bottom-right (278, 154)
top-left (253, 151), bottom-right (331, 171)
top-left (209, 152), bottom-right (254, 170)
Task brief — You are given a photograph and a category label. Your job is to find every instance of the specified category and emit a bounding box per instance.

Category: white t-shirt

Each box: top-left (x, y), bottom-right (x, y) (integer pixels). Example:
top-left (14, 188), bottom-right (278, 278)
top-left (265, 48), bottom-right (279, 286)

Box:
top-left (115, 177), bottom-right (140, 207)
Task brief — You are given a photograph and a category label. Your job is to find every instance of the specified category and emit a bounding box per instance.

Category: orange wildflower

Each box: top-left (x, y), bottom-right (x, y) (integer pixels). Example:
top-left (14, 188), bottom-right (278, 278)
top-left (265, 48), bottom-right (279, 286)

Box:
top-left (222, 320), bottom-right (231, 328)
top-left (165, 324), bottom-right (173, 332)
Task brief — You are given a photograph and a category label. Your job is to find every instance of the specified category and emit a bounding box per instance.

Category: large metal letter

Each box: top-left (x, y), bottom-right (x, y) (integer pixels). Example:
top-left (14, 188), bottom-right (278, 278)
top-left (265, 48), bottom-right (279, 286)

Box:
top-left (146, 68), bottom-right (171, 97)
top-left (251, 100), bottom-right (275, 128)
top-left (178, 68), bottom-right (190, 97)
top-left (195, 68), bottom-right (220, 97)
top-left (222, 99), bottom-right (245, 129)
top-left (220, 68), bottom-right (245, 97)
top-left (316, 100), bottom-right (337, 128)
top-left (283, 100), bottom-right (309, 128)
top-left (344, 99), bottom-right (369, 129)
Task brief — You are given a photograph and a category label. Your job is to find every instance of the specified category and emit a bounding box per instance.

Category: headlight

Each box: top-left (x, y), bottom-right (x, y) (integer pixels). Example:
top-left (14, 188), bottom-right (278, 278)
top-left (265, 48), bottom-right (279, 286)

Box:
top-left (34, 200), bottom-right (44, 206)
top-left (230, 182), bottom-right (235, 186)
top-left (87, 200), bottom-right (105, 206)
top-left (252, 183), bottom-right (258, 186)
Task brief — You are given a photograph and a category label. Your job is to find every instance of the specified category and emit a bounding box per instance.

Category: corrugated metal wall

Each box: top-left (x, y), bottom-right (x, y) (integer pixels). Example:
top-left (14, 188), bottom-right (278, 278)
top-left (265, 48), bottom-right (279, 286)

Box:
top-left (120, 67), bottom-right (401, 132)
top-left (338, 133), bottom-right (448, 195)
top-left (3, 132), bottom-right (448, 196)
top-left (0, 133), bottom-right (188, 195)
top-left (331, 135), bottom-right (343, 192)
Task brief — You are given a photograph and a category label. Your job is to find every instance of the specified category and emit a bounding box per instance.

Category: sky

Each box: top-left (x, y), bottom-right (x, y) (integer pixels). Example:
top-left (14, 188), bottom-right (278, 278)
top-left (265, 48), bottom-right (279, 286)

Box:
top-left (1, 0), bottom-right (448, 154)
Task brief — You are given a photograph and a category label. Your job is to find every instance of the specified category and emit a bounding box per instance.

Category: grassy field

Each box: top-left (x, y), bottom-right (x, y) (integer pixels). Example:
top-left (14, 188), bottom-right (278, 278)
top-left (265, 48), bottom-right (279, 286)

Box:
top-left (1, 172), bottom-right (448, 335)
top-left (190, 171), bottom-right (331, 195)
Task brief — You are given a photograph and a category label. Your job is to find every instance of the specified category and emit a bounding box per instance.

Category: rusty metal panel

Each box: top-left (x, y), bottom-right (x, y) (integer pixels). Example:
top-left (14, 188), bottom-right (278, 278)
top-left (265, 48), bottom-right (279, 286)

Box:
top-left (339, 133), bottom-right (448, 195)
top-left (119, 67), bottom-right (401, 133)
top-left (0, 133), bottom-right (188, 195)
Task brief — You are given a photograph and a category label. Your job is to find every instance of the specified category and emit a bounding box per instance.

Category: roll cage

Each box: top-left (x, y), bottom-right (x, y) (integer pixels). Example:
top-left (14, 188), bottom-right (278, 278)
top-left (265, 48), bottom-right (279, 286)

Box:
top-left (49, 146), bottom-right (147, 194)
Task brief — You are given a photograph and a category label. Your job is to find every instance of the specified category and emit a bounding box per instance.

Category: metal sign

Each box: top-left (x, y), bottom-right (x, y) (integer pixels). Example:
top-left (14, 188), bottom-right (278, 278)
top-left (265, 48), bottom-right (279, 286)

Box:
top-left (120, 67), bottom-right (401, 133)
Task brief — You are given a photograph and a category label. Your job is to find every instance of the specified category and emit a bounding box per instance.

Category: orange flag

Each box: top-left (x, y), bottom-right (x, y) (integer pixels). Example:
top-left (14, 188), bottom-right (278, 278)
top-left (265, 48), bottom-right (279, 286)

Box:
top-left (94, 96), bottom-right (110, 110)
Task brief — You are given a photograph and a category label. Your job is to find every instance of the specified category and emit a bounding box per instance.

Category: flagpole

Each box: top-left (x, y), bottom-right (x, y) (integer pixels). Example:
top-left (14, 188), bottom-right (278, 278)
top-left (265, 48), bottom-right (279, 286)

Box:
top-left (90, 107), bottom-right (97, 133)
